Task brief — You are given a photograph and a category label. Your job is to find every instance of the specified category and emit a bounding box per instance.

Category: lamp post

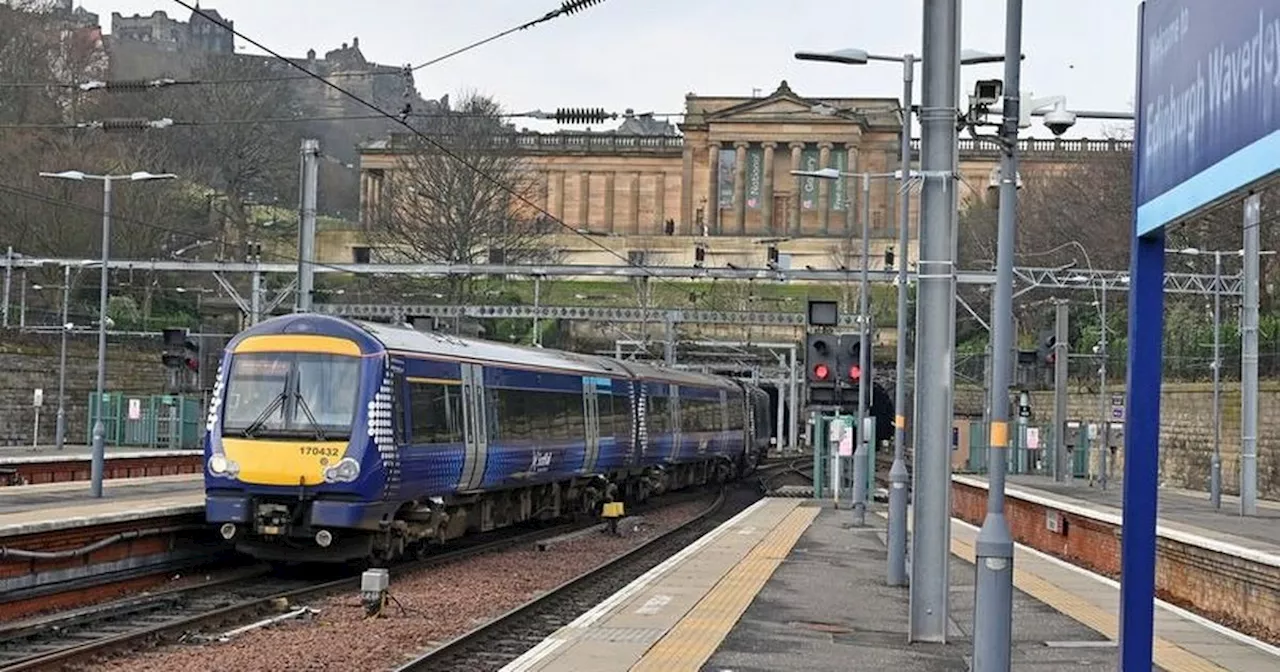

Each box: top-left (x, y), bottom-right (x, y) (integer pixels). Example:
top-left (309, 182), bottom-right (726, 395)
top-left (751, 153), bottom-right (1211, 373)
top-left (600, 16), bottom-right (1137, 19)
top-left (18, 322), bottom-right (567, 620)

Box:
top-left (794, 44), bottom-right (1007, 587)
top-left (39, 170), bottom-right (177, 497)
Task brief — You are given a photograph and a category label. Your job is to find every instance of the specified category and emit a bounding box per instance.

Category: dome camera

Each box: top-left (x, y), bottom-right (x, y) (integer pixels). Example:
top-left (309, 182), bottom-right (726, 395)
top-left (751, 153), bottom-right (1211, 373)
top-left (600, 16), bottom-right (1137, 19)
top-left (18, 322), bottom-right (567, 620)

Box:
top-left (1043, 107), bottom-right (1077, 136)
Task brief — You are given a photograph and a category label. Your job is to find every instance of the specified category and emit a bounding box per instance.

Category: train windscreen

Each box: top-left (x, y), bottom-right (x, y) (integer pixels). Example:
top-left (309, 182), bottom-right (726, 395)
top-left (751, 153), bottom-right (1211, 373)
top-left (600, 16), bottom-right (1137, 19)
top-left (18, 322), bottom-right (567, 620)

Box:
top-left (221, 352), bottom-right (362, 440)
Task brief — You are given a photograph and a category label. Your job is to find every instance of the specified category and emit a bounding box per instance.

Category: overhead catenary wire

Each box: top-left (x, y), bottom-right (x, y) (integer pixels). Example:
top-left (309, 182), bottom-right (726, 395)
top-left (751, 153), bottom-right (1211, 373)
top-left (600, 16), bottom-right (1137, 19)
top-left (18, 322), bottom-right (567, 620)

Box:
top-left (0, 110), bottom-right (684, 130)
top-left (0, 0), bottom-right (612, 90)
top-left (164, 0), bottom-right (671, 283)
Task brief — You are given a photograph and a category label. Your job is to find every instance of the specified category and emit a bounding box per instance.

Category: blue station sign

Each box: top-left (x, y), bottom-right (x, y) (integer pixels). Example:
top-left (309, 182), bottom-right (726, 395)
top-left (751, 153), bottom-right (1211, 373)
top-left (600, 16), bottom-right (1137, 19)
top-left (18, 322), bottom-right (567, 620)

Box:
top-left (1136, 0), bottom-right (1280, 235)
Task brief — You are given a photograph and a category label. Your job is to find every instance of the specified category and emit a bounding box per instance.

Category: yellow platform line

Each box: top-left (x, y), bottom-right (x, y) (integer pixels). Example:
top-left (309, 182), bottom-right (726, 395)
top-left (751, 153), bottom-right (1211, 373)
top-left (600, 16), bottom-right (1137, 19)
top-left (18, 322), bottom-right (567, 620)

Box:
top-left (951, 536), bottom-right (1227, 672)
top-left (630, 505), bottom-right (820, 672)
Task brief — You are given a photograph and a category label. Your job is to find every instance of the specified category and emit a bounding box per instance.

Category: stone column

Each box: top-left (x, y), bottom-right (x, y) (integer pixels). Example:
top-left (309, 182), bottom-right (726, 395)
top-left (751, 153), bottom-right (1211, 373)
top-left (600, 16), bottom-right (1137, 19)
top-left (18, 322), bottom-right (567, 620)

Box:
top-left (359, 171), bottom-right (371, 227)
top-left (733, 141), bottom-right (749, 235)
top-left (818, 142), bottom-right (833, 235)
top-left (681, 145), bottom-right (694, 234)
top-left (845, 146), bottom-right (859, 236)
top-left (604, 171), bottom-right (616, 232)
top-left (762, 142), bottom-right (777, 234)
top-left (555, 170), bottom-right (567, 221)
top-left (707, 142), bottom-right (721, 234)
top-left (541, 171), bottom-right (551, 211)
top-left (654, 173), bottom-right (667, 231)
top-left (789, 142), bottom-right (804, 235)
top-left (578, 171), bottom-right (590, 228)
top-left (629, 172), bottom-right (641, 234)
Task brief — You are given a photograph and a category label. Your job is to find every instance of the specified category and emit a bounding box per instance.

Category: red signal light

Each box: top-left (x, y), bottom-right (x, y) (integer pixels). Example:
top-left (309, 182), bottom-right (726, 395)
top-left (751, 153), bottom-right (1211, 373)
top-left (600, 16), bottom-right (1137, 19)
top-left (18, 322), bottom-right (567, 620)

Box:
top-left (813, 363), bottom-right (830, 380)
top-left (849, 365), bottom-right (861, 380)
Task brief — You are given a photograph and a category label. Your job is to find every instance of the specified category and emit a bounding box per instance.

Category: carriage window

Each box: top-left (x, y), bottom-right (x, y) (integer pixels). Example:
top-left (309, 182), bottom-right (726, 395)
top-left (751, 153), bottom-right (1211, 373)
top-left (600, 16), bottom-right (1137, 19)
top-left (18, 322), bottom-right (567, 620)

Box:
top-left (648, 394), bottom-right (671, 434)
top-left (408, 380), bottom-right (463, 444)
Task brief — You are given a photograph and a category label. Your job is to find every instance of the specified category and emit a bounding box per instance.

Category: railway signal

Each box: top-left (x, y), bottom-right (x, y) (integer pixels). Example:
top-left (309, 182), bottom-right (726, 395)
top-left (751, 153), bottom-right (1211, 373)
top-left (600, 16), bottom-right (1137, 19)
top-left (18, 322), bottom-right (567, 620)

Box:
top-left (837, 333), bottom-right (871, 407)
top-left (805, 332), bottom-right (837, 404)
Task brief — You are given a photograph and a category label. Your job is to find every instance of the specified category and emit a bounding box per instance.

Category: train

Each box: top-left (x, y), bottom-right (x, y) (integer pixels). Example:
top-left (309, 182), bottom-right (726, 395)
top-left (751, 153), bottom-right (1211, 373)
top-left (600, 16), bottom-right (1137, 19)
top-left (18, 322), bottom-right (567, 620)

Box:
top-left (202, 313), bottom-right (773, 563)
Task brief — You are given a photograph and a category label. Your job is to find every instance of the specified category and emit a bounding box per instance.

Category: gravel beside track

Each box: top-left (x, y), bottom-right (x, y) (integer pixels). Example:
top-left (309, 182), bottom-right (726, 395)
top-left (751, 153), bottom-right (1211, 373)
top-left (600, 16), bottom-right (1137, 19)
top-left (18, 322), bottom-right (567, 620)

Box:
top-left (86, 496), bottom-right (713, 672)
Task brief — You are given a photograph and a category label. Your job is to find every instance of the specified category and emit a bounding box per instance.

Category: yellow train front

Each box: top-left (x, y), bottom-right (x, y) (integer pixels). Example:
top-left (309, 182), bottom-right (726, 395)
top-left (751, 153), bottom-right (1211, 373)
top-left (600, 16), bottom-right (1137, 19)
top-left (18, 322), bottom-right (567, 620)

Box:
top-left (203, 315), bottom-right (394, 563)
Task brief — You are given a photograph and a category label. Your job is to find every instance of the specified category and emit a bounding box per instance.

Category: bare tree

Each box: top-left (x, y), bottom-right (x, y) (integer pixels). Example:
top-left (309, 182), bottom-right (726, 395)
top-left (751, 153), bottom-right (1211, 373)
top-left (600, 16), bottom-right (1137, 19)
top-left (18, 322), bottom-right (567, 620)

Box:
top-left (369, 93), bottom-right (557, 299)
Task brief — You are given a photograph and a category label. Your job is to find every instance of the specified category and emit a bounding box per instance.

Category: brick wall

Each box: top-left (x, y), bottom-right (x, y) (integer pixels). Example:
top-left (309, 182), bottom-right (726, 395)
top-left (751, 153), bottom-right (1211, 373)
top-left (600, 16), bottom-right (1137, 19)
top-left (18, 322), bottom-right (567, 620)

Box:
top-left (0, 332), bottom-right (172, 446)
top-left (955, 382), bottom-right (1280, 499)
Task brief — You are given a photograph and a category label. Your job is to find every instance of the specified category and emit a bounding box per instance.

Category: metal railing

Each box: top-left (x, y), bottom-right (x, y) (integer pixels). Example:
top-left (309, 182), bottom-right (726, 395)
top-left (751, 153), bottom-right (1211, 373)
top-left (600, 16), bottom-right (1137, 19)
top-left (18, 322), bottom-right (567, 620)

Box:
top-left (372, 132), bottom-right (1133, 157)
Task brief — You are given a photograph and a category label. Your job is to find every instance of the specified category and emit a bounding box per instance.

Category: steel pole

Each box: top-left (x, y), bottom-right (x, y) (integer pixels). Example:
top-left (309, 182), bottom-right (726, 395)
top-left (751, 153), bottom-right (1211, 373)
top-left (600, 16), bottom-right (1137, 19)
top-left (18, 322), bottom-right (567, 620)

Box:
top-left (1210, 251), bottom-right (1222, 509)
top-left (1053, 300), bottom-right (1070, 483)
top-left (296, 138), bottom-right (320, 312)
top-left (972, 0), bottom-right (1021, 666)
top-left (1098, 281), bottom-right (1109, 490)
top-left (887, 52), bottom-right (915, 587)
top-left (1241, 195), bottom-right (1260, 516)
top-left (788, 345), bottom-right (800, 451)
top-left (90, 179), bottom-right (112, 498)
top-left (2, 245), bottom-right (11, 327)
top-left (909, 0), bottom-right (960, 643)
top-left (55, 264), bottom-right (71, 451)
top-left (533, 276), bottom-right (542, 347)
top-left (250, 265), bottom-right (262, 326)
top-left (852, 174), bottom-right (872, 525)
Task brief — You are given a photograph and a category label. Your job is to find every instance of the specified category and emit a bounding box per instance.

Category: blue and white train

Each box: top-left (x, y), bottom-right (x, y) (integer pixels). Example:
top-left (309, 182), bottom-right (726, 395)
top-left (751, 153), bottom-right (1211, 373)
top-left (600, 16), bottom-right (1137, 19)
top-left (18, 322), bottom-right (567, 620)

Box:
top-left (203, 313), bottom-right (772, 563)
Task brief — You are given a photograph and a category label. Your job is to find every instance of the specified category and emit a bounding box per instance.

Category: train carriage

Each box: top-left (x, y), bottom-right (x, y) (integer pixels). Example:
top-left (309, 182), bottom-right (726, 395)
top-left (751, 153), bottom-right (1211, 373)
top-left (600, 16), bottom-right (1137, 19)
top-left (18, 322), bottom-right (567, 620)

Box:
top-left (204, 314), bottom-right (769, 563)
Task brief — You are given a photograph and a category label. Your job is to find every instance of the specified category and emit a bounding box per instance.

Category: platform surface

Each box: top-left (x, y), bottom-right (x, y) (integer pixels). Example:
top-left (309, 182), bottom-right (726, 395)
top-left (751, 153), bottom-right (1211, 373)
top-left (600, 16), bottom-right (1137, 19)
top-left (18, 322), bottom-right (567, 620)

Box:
top-left (0, 444), bottom-right (201, 464)
top-left (992, 474), bottom-right (1280, 558)
top-left (503, 498), bottom-right (1183, 672)
top-left (0, 474), bottom-right (204, 537)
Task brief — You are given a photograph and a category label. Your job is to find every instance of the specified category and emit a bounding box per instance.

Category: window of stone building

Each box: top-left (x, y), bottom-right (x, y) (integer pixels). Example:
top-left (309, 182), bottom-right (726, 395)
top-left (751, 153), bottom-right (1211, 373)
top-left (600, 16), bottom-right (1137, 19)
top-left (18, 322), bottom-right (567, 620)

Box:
top-left (351, 246), bottom-right (371, 264)
top-left (628, 250), bottom-right (647, 267)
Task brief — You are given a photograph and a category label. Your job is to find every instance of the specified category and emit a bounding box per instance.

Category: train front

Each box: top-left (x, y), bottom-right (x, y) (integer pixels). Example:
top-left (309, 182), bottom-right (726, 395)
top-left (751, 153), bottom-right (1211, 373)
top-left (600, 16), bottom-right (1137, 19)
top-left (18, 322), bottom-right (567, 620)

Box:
top-left (203, 315), bottom-right (391, 562)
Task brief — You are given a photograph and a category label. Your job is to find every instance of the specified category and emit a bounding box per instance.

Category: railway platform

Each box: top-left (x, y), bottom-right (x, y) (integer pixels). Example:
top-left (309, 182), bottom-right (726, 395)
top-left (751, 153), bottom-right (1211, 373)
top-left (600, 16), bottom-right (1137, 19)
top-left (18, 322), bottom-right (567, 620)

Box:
top-left (496, 494), bottom-right (1280, 672)
top-left (954, 473), bottom-right (1280, 655)
top-left (0, 444), bottom-right (203, 485)
top-left (0, 474), bottom-right (204, 537)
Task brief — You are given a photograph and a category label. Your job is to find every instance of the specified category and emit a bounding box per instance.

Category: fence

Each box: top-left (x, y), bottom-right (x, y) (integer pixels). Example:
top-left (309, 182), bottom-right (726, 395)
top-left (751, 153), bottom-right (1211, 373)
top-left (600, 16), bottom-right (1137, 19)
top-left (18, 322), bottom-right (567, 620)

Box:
top-left (87, 392), bottom-right (205, 450)
top-left (959, 420), bottom-right (1098, 480)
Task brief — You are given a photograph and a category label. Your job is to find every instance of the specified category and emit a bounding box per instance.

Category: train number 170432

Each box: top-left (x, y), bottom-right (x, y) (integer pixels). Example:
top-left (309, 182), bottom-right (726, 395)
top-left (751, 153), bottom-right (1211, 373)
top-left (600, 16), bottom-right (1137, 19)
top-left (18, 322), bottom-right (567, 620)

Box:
top-left (299, 445), bottom-right (341, 457)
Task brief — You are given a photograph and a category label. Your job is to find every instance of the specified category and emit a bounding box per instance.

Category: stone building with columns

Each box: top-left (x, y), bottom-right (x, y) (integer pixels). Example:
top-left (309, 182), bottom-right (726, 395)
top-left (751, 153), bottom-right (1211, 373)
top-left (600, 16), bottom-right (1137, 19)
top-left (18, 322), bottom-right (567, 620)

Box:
top-left (351, 81), bottom-right (1132, 272)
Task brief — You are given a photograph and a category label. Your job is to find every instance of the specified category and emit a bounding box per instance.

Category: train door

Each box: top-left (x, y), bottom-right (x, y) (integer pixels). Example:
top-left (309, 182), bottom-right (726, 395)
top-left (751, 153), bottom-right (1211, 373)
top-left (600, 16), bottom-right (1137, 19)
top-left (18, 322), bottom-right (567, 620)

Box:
top-left (458, 363), bottom-right (488, 491)
top-left (670, 385), bottom-right (682, 462)
top-left (718, 390), bottom-right (729, 455)
top-left (582, 379), bottom-right (601, 473)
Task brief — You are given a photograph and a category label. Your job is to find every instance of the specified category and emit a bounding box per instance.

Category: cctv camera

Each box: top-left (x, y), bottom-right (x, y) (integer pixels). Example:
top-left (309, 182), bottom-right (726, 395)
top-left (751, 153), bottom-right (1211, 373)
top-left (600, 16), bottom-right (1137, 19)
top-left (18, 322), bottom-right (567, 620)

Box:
top-left (1043, 107), bottom-right (1077, 136)
top-left (971, 79), bottom-right (1003, 108)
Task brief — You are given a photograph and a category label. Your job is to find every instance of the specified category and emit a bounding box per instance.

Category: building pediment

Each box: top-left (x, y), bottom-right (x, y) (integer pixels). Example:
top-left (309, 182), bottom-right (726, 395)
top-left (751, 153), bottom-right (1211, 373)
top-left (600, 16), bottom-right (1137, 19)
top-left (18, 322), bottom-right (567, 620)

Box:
top-left (701, 80), bottom-right (857, 124)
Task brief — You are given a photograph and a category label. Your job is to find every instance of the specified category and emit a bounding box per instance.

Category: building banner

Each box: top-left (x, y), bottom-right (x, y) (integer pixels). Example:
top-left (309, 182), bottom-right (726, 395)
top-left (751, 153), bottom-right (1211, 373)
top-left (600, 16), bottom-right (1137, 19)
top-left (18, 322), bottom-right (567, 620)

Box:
top-left (746, 147), bottom-right (764, 209)
top-left (718, 148), bottom-right (736, 209)
top-left (830, 150), bottom-right (848, 211)
top-left (800, 147), bottom-right (820, 210)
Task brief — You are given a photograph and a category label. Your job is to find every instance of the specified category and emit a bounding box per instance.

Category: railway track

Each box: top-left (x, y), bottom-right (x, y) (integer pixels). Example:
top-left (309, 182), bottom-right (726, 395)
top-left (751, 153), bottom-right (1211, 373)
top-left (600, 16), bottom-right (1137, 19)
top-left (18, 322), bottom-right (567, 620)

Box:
top-left (390, 481), bottom-right (764, 672)
top-left (0, 485), bottom-right (721, 672)
top-left (0, 518), bottom-right (597, 672)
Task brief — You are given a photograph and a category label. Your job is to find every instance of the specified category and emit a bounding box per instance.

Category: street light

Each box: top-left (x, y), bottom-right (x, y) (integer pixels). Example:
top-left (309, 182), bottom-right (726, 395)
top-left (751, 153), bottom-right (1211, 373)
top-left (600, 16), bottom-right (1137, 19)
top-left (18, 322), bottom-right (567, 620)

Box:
top-left (39, 170), bottom-right (177, 497)
top-left (794, 43), bottom-right (1009, 589)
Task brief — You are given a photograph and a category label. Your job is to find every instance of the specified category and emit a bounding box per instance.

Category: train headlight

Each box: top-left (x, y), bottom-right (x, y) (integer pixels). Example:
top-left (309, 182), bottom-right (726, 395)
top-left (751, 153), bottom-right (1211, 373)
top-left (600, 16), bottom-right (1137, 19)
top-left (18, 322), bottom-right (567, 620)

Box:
top-left (208, 454), bottom-right (239, 478)
top-left (323, 457), bottom-right (361, 484)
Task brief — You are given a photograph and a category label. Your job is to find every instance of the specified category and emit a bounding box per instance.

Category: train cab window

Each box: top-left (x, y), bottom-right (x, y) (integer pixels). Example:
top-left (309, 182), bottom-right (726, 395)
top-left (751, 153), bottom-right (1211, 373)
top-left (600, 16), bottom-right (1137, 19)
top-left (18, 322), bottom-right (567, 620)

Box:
top-left (408, 380), bottom-right (463, 444)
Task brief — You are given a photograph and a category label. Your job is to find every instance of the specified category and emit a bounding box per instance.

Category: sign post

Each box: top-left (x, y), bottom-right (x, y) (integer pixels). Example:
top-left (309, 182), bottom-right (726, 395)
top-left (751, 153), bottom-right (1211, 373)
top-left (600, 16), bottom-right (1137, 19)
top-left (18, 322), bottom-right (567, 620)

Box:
top-left (1129, 1), bottom-right (1280, 666)
top-left (32, 388), bottom-right (43, 447)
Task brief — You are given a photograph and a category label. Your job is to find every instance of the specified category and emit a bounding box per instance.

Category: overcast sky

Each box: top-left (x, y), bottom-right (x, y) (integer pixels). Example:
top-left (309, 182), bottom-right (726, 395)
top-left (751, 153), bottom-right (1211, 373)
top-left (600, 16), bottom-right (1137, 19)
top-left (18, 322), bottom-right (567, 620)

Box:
top-left (81, 0), bottom-right (1139, 137)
